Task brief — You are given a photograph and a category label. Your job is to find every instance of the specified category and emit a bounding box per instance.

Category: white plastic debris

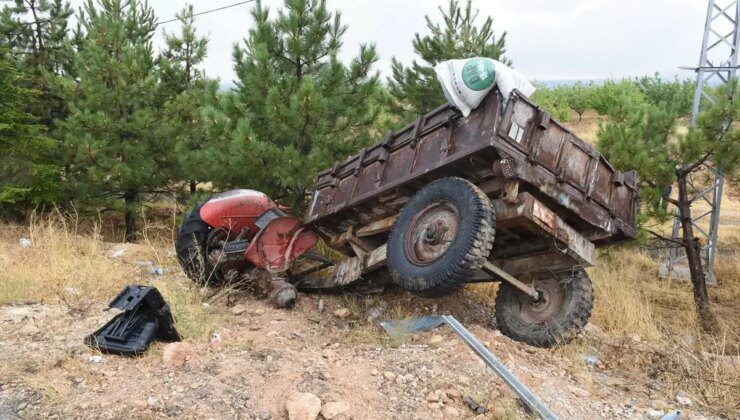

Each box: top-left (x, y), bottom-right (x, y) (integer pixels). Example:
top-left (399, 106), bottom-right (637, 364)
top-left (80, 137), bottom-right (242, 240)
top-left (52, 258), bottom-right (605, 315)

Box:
top-left (435, 57), bottom-right (535, 116)
top-left (583, 355), bottom-right (600, 367)
top-left (133, 260), bottom-right (166, 276)
top-left (88, 355), bottom-right (103, 363)
top-left (661, 410), bottom-right (683, 420)
top-left (19, 238), bottom-right (32, 249)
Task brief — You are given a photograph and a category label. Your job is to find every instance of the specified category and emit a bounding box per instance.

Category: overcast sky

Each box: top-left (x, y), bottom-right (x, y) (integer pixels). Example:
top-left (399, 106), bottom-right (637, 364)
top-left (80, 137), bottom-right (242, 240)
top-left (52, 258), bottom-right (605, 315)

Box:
top-left (71, 0), bottom-right (708, 83)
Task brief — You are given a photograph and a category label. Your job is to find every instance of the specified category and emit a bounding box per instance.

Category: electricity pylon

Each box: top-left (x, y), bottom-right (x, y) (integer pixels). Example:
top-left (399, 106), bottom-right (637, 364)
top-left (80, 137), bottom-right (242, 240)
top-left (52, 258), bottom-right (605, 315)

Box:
top-left (660, 0), bottom-right (739, 283)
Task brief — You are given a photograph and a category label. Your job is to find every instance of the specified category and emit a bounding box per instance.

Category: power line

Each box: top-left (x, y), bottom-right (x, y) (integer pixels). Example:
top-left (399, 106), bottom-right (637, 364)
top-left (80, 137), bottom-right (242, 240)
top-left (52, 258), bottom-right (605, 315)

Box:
top-left (13, 0), bottom-right (255, 27)
top-left (156, 0), bottom-right (255, 26)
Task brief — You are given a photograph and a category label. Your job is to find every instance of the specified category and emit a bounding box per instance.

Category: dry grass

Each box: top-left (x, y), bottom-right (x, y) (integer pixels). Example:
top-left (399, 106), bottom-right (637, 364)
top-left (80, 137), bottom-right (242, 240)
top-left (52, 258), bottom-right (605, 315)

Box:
top-left (584, 247), bottom-right (739, 416)
top-left (0, 210), bottom-right (225, 339)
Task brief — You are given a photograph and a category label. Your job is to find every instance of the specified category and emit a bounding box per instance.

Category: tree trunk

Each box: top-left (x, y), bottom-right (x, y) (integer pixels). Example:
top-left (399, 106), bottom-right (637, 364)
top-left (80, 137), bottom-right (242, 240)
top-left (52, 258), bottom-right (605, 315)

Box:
top-left (124, 191), bottom-right (138, 243)
top-left (189, 179), bottom-right (197, 195)
top-left (676, 172), bottom-right (716, 331)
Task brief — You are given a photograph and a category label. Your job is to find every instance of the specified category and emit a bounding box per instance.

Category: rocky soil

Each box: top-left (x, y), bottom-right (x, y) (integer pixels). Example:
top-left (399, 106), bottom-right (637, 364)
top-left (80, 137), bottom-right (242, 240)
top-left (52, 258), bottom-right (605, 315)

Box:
top-left (0, 249), bottom-right (726, 419)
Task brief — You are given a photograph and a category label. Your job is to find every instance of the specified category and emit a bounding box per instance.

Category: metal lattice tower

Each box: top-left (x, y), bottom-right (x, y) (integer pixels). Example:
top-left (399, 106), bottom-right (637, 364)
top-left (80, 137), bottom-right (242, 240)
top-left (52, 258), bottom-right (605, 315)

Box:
top-left (660, 0), bottom-right (739, 283)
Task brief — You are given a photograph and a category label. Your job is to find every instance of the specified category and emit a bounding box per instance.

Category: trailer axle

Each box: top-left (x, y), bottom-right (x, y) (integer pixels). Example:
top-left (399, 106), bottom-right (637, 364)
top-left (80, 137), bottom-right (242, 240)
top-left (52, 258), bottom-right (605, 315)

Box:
top-left (482, 261), bottom-right (541, 301)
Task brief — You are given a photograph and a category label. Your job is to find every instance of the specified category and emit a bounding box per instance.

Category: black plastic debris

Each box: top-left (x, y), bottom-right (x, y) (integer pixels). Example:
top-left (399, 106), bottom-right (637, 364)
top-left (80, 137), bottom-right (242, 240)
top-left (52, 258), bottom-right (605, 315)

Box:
top-left (84, 285), bottom-right (180, 355)
top-left (463, 396), bottom-right (488, 415)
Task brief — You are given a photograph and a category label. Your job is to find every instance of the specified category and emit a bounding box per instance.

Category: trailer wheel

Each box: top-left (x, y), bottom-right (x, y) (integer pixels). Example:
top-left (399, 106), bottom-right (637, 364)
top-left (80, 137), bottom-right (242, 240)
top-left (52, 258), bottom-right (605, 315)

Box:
top-left (175, 200), bottom-right (223, 286)
top-left (387, 177), bottom-right (495, 297)
top-left (494, 267), bottom-right (593, 347)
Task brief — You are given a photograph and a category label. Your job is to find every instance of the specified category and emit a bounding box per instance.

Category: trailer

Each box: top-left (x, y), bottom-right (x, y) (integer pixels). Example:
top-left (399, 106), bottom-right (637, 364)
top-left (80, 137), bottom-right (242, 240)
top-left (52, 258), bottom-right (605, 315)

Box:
top-left (301, 89), bottom-right (638, 346)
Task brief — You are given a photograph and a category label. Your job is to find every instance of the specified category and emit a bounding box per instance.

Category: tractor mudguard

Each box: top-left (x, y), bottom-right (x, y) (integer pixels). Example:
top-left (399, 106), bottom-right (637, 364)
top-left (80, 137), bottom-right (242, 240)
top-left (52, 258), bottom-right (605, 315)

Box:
top-left (199, 189), bottom-right (278, 236)
top-left (244, 216), bottom-right (319, 273)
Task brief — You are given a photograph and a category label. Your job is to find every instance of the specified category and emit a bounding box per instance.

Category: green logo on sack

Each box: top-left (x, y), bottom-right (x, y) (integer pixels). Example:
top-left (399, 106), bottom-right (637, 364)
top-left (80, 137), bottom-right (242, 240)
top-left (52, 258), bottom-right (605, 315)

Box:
top-left (462, 58), bottom-right (496, 91)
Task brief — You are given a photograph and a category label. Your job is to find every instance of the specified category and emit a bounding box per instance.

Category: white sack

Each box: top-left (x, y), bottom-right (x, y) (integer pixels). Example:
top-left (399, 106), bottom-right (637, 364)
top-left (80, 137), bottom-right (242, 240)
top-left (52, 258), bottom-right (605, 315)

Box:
top-left (435, 57), bottom-right (535, 116)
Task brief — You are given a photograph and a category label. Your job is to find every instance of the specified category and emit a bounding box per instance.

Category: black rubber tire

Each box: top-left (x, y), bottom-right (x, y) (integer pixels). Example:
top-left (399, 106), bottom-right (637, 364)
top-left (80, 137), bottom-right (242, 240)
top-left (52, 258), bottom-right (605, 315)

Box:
top-left (175, 201), bottom-right (223, 286)
top-left (386, 177), bottom-right (495, 298)
top-left (494, 267), bottom-right (594, 347)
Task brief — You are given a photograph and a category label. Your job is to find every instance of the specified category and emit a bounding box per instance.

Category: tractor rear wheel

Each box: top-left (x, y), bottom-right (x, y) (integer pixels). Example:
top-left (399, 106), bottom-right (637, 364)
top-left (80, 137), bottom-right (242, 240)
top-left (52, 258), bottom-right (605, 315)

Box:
top-left (494, 267), bottom-right (593, 347)
top-left (386, 177), bottom-right (495, 297)
top-left (176, 201), bottom-right (223, 286)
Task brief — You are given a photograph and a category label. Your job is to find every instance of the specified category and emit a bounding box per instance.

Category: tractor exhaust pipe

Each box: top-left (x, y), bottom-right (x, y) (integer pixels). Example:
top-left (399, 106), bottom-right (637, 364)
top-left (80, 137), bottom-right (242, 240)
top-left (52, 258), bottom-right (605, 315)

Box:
top-left (259, 276), bottom-right (297, 308)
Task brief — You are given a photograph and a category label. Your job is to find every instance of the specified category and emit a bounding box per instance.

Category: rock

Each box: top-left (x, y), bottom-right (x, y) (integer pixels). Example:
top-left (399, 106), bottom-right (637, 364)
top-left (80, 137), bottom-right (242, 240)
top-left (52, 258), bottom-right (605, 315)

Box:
top-left (267, 330), bottom-right (279, 337)
top-left (147, 396), bottom-right (160, 410)
top-left (368, 305), bottom-right (385, 320)
top-left (435, 389), bottom-right (450, 404)
top-left (383, 371), bottom-right (396, 381)
top-left (230, 304), bottom-right (248, 315)
top-left (248, 308), bottom-right (265, 316)
top-left (567, 385), bottom-right (590, 398)
top-left (322, 349), bottom-right (334, 359)
top-left (630, 333), bottom-right (642, 343)
top-left (19, 324), bottom-right (41, 335)
top-left (285, 392), bottom-right (322, 420)
top-left (457, 375), bottom-right (470, 385)
top-left (426, 392), bottom-right (439, 403)
top-left (162, 342), bottom-right (193, 367)
top-left (370, 369), bottom-right (379, 376)
top-left (674, 391), bottom-right (692, 407)
top-left (445, 389), bottom-right (462, 400)
top-left (583, 322), bottom-right (605, 336)
top-left (333, 308), bottom-right (351, 319)
top-left (320, 401), bottom-right (350, 419)
top-left (443, 406), bottom-right (460, 418)
top-left (647, 409), bottom-right (665, 419)
top-left (132, 400), bottom-right (147, 409)
top-left (428, 334), bottom-right (444, 348)
top-left (256, 411), bottom-right (272, 420)
top-left (88, 355), bottom-right (103, 364)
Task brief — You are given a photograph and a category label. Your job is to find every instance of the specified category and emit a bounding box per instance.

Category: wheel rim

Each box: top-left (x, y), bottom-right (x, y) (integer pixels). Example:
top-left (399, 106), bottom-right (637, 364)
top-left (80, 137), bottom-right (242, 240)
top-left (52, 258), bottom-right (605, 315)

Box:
top-left (403, 200), bottom-right (460, 266)
top-left (515, 277), bottom-right (566, 325)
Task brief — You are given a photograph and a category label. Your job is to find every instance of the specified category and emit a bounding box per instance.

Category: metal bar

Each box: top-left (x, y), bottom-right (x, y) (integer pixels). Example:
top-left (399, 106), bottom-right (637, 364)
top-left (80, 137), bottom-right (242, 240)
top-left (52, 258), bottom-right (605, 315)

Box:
top-left (442, 316), bottom-right (559, 420)
top-left (482, 261), bottom-right (540, 300)
top-left (379, 316), bottom-right (559, 420)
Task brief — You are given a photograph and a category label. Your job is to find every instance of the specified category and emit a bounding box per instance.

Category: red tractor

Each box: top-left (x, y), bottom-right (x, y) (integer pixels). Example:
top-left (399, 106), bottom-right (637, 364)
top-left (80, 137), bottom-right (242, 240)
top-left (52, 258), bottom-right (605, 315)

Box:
top-left (175, 189), bottom-right (328, 308)
top-left (175, 90), bottom-right (638, 348)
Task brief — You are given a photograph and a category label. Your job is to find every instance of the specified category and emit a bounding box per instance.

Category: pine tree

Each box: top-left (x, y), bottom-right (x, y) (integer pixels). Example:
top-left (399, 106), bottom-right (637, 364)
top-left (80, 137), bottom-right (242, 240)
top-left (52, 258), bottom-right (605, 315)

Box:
top-left (0, 53), bottom-right (57, 217)
top-left (199, 0), bottom-right (381, 210)
top-left (388, 0), bottom-right (508, 120)
top-left (598, 88), bottom-right (739, 331)
top-left (0, 0), bottom-right (74, 127)
top-left (59, 0), bottom-right (175, 241)
top-left (158, 4), bottom-right (214, 196)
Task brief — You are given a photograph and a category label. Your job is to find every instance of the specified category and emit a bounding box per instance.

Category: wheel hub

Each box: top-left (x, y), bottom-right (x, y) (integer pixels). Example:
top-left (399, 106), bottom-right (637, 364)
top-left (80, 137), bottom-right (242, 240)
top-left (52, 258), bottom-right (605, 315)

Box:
top-left (404, 201), bottom-right (460, 266)
top-left (516, 277), bottom-right (565, 325)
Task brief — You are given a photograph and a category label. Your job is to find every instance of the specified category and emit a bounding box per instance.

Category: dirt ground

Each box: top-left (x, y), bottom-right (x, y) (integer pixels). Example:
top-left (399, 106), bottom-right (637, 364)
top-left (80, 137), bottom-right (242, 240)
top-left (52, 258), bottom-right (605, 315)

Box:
top-left (0, 251), bottom-right (730, 420)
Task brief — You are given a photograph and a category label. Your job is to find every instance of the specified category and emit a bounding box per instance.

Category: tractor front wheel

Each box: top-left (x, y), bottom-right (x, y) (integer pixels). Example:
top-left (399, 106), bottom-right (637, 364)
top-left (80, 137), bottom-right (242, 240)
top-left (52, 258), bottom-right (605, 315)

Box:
top-left (175, 201), bottom-right (223, 286)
